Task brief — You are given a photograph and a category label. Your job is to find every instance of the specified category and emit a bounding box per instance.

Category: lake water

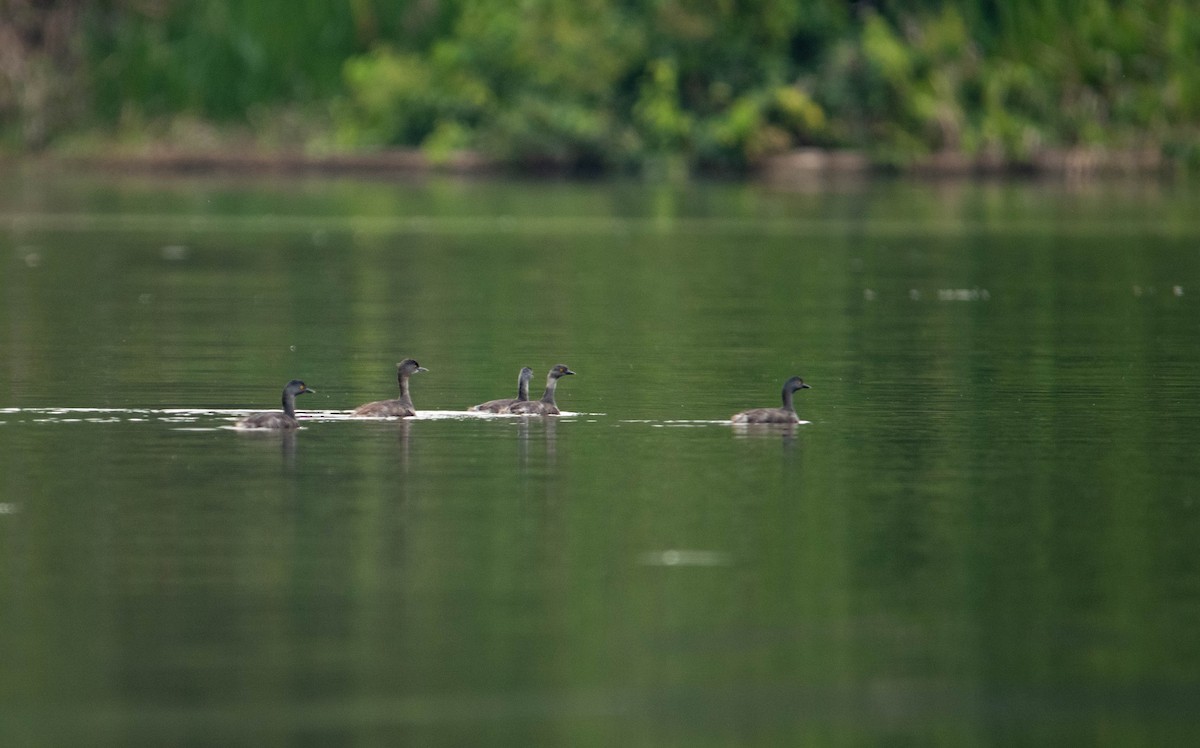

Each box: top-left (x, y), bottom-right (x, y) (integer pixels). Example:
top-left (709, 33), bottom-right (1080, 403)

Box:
top-left (2, 167), bottom-right (1198, 745)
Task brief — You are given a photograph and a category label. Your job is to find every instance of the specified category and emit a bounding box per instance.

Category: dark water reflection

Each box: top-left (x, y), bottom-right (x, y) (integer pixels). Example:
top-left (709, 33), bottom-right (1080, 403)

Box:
top-left (2, 170), bottom-right (1199, 745)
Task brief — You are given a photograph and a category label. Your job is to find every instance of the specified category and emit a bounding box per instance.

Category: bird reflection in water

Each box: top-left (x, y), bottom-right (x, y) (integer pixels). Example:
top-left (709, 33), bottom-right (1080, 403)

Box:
top-left (516, 415), bottom-right (557, 468)
top-left (393, 418), bottom-right (412, 471)
top-left (731, 421), bottom-right (801, 453)
top-left (234, 426), bottom-right (299, 470)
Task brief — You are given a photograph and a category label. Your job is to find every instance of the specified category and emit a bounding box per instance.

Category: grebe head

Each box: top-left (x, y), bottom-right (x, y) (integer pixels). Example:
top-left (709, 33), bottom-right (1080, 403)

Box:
top-left (784, 376), bottom-right (810, 393)
top-left (397, 359), bottom-right (428, 377)
top-left (285, 380), bottom-right (314, 397)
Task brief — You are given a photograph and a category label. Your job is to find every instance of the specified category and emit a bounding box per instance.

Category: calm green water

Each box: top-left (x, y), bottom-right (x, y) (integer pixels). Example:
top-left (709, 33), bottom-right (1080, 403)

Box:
top-left (2, 169), bottom-right (1199, 745)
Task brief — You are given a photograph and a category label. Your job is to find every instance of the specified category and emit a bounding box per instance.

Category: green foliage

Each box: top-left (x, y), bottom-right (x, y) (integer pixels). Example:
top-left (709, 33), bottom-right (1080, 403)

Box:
top-left (335, 45), bottom-right (492, 148)
top-left (702, 85), bottom-right (828, 165)
top-left (814, 1), bottom-right (1200, 165)
top-left (633, 59), bottom-right (693, 153)
top-left (4, 0), bottom-right (1199, 171)
top-left (329, 0), bottom-right (646, 168)
top-left (81, 1), bottom-right (384, 121)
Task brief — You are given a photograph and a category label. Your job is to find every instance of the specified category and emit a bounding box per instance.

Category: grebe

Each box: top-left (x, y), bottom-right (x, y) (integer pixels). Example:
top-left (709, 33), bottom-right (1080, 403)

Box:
top-left (353, 359), bottom-right (427, 417)
top-left (470, 366), bottom-right (534, 413)
top-left (236, 380), bottom-right (313, 429)
top-left (509, 364), bottom-right (575, 415)
top-left (731, 376), bottom-right (810, 424)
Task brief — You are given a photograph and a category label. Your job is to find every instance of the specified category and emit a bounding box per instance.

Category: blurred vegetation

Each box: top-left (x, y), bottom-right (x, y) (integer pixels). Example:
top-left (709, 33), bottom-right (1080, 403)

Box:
top-left (1, 0), bottom-right (1198, 171)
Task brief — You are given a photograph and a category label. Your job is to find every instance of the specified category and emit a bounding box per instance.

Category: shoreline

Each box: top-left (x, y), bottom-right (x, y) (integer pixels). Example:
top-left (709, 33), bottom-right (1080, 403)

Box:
top-left (35, 148), bottom-right (495, 176)
top-left (7, 145), bottom-right (1177, 181)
